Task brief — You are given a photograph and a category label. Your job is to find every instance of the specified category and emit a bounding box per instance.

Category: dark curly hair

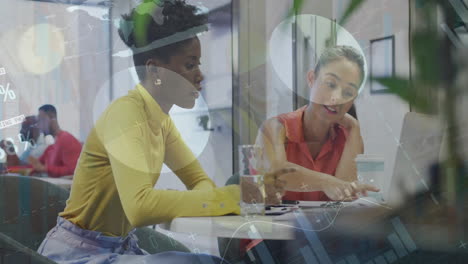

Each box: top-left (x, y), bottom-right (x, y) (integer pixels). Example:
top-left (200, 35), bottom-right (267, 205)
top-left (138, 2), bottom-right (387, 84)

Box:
top-left (118, 0), bottom-right (208, 80)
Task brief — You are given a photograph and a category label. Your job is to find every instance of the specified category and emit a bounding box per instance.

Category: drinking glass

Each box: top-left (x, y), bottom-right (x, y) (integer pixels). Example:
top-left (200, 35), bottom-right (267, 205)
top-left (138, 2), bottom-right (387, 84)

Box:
top-left (238, 145), bottom-right (265, 216)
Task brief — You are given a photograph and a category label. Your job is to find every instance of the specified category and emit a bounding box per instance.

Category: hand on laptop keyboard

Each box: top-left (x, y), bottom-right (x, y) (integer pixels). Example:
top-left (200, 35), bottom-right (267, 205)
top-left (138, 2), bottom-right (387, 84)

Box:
top-left (322, 177), bottom-right (380, 201)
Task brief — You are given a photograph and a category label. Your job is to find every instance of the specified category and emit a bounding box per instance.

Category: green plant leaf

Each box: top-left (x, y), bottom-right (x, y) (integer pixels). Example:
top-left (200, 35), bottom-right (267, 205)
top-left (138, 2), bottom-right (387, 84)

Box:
top-left (288, 0), bottom-right (305, 18)
top-left (339, 0), bottom-right (366, 25)
top-left (373, 77), bottom-right (431, 112)
top-left (133, 1), bottom-right (159, 48)
top-left (411, 31), bottom-right (441, 85)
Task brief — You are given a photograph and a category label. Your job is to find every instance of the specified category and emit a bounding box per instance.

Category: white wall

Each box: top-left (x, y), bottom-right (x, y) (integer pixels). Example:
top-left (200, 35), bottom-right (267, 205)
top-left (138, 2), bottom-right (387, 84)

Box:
top-left (264, 1), bottom-right (295, 118)
top-left (263, 0), bottom-right (335, 119)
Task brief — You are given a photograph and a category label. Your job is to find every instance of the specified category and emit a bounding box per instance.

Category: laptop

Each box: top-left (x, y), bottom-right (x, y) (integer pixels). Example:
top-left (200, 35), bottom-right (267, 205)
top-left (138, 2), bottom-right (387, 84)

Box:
top-left (384, 112), bottom-right (444, 207)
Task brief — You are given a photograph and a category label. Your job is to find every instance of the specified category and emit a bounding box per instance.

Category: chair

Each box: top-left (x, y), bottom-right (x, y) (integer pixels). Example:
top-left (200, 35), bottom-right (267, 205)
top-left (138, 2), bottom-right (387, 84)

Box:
top-left (0, 232), bottom-right (56, 264)
top-left (0, 175), bottom-right (190, 263)
top-left (0, 175), bottom-right (69, 251)
top-left (217, 173), bottom-right (241, 262)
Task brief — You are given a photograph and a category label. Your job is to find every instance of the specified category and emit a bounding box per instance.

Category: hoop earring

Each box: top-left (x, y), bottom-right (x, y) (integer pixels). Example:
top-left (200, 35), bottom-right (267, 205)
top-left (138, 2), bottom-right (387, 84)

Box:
top-left (154, 79), bottom-right (162, 86)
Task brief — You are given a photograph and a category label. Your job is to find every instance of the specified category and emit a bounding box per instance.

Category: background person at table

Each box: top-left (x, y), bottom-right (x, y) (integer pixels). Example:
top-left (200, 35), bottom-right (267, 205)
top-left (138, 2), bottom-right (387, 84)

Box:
top-left (37, 1), bottom-right (293, 263)
top-left (0, 116), bottom-right (50, 167)
top-left (29, 104), bottom-right (82, 178)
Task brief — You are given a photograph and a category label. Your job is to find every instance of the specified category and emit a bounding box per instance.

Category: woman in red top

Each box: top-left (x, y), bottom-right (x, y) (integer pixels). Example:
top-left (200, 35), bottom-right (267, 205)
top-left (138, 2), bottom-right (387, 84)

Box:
top-left (230, 46), bottom-right (381, 264)
top-left (234, 46), bottom-right (380, 264)
top-left (257, 45), bottom-right (379, 201)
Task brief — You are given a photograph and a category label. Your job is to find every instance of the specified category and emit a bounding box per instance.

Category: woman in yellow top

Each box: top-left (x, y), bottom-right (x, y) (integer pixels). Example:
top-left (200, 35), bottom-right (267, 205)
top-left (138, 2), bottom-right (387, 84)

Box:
top-left (37, 1), bottom-right (290, 263)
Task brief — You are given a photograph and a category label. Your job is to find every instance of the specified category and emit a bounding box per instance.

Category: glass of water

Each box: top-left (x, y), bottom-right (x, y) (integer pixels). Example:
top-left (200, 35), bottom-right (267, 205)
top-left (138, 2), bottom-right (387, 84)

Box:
top-left (239, 145), bottom-right (265, 216)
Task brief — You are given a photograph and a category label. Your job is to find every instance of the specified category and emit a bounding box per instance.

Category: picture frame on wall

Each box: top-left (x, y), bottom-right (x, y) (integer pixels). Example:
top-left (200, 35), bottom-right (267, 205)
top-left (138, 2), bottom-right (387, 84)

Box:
top-left (370, 35), bottom-right (395, 94)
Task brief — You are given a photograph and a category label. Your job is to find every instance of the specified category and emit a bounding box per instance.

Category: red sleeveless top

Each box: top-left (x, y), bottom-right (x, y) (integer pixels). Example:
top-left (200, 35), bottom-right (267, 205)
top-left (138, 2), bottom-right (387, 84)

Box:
top-left (240, 106), bottom-right (350, 254)
top-left (276, 106), bottom-right (348, 201)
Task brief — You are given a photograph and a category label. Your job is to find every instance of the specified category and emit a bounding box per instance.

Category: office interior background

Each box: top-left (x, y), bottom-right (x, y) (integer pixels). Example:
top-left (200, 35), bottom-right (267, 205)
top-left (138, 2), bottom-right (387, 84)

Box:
top-left (1, 0), bottom-right (468, 262)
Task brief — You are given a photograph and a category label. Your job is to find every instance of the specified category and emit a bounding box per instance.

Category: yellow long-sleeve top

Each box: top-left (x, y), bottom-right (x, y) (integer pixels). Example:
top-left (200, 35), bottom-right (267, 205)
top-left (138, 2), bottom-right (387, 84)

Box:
top-left (60, 84), bottom-right (240, 237)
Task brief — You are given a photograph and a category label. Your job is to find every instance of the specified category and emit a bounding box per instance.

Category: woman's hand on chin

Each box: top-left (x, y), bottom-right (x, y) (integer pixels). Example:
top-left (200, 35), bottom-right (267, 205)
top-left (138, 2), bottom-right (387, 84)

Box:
top-left (328, 113), bottom-right (359, 140)
top-left (337, 113), bottom-right (359, 130)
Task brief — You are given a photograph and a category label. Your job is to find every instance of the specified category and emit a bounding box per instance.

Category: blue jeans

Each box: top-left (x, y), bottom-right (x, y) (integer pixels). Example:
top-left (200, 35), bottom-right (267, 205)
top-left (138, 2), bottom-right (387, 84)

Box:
top-left (38, 217), bottom-right (226, 264)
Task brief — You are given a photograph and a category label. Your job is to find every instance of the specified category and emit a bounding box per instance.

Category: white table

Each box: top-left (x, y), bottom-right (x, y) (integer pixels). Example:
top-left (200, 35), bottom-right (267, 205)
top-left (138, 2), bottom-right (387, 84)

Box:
top-left (159, 215), bottom-right (296, 240)
top-left (159, 200), bottom-right (388, 240)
